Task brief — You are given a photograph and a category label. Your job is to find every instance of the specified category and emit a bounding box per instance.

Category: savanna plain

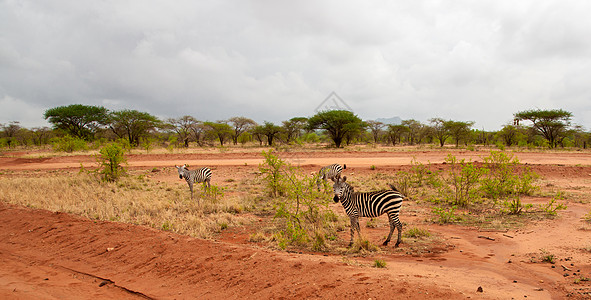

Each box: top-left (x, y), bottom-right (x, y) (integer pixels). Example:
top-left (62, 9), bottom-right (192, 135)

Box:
top-left (1, 145), bottom-right (591, 299)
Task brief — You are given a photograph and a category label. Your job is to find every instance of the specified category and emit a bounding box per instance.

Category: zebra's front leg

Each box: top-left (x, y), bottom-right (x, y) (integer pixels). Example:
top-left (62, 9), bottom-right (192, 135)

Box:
top-left (348, 216), bottom-right (360, 246)
top-left (188, 182), bottom-right (194, 200)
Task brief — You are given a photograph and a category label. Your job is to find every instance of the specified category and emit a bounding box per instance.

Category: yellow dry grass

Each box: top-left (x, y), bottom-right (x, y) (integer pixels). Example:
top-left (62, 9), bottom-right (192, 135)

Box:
top-left (0, 170), bottom-right (250, 239)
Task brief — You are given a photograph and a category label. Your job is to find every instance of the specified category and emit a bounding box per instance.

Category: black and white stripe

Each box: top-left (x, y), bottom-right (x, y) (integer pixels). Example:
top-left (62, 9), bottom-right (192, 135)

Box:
top-left (317, 163), bottom-right (346, 189)
top-left (332, 176), bottom-right (404, 247)
top-left (176, 164), bottom-right (212, 199)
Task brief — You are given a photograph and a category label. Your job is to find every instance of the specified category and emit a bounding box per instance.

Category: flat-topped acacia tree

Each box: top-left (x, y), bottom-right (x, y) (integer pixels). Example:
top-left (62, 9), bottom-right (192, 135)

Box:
top-left (307, 110), bottom-right (365, 148)
top-left (43, 104), bottom-right (109, 140)
top-left (514, 109), bottom-right (572, 148)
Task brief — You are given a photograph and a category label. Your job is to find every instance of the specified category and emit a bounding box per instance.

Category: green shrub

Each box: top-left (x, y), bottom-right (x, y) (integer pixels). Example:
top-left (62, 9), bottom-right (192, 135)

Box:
top-left (501, 195), bottom-right (532, 215)
top-left (51, 136), bottom-right (88, 152)
top-left (260, 150), bottom-right (338, 251)
top-left (373, 259), bottom-right (387, 268)
top-left (97, 143), bottom-right (127, 182)
top-left (480, 151), bottom-right (539, 202)
top-left (432, 206), bottom-right (462, 224)
top-left (403, 227), bottom-right (431, 238)
top-left (540, 198), bottom-right (567, 216)
top-left (259, 149), bottom-right (288, 197)
top-left (443, 154), bottom-right (486, 206)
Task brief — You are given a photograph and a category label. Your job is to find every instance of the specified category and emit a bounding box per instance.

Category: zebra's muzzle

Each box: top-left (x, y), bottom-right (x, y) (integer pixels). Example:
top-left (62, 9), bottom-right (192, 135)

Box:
top-left (333, 195), bottom-right (339, 203)
top-left (179, 175), bottom-right (183, 179)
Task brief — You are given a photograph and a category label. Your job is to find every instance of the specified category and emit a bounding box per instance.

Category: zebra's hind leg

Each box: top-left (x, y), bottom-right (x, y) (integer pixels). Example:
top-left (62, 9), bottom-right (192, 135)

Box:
top-left (383, 223), bottom-right (393, 246)
top-left (384, 214), bottom-right (403, 247)
top-left (394, 219), bottom-right (403, 247)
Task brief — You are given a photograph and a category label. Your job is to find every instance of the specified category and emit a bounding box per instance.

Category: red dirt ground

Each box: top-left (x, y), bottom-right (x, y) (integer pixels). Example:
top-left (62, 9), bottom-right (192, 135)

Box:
top-left (1, 149), bottom-right (591, 299)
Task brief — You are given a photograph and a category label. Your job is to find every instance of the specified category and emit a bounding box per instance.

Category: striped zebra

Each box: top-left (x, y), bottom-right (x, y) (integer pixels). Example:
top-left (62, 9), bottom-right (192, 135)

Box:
top-left (175, 164), bottom-right (212, 199)
top-left (317, 163), bottom-right (346, 190)
top-left (332, 176), bottom-right (404, 247)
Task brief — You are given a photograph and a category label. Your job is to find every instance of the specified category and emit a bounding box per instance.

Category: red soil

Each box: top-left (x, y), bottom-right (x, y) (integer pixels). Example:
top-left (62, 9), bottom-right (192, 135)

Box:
top-left (1, 149), bottom-right (591, 299)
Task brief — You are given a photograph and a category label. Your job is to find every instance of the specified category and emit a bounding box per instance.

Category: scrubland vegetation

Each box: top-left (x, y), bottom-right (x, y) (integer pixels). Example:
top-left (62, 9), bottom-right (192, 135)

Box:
top-left (0, 142), bottom-right (576, 256)
top-left (1, 105), bottom-right (587, 256)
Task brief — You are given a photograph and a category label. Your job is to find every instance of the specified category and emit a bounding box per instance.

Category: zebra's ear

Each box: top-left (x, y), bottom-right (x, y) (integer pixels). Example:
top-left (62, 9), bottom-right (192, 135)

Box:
top-left (342, 176), bottom-right (347, 182)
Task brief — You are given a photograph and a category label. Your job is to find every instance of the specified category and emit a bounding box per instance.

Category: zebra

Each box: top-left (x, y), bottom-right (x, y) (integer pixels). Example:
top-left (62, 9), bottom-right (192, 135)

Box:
top-left (317, 163), bottom-right (346, 190)
top-left (332, 175), bottom-right (404, 247)
top-left (175, 164), bottom-right (212, 199)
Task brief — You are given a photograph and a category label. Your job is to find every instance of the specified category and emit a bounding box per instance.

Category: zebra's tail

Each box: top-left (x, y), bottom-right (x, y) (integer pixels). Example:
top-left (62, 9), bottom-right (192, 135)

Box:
top-left (387, 183), bottom-right (398, 192)
top-left (343, 164), bottom-right (347, 169)
top-left (388, 183), bottom-right (408, 200)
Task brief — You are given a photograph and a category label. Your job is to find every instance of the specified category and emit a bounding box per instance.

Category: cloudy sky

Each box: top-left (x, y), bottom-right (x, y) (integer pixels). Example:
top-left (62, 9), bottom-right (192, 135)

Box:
top-left (1, 0), bottom-right (591, 130)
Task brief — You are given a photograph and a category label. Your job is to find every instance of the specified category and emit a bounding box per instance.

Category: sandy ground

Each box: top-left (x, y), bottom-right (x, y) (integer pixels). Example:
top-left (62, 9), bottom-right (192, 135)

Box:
top-left (1, 149), bottom-right (591, 299)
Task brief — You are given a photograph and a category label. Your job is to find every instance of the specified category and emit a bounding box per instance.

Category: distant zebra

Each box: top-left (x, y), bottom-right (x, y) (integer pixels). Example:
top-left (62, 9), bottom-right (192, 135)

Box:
top-left (317, 163), bottom-right (346, 190)
top-left (332, 176), bottom-right (404, 247)
top-left (175, 164), bottom-right (212, 199)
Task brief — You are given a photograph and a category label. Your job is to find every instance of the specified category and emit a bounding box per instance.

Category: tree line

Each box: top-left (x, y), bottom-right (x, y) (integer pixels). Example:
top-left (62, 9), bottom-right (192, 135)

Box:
top-left (0, 104), bottom-right (589, 150)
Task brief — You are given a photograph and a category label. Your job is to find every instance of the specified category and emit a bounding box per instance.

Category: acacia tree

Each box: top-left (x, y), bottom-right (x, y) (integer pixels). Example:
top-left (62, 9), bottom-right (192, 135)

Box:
top-left (44, 104), bottom-right (109, 140)
top-left (497, 124), bottom-right (522, 146)
top-left (514, 109), bottom-right (573, 148)
top-left (228, 117), bottom-right (257, 145)
top-left (1, 121), bottom-right (22, 148)
top-left (204, 121), bottom-right (232, 146)
top-left (447, 120), bottom-right (475, 147)
top-left (429, 118), bottom-right (452, 147)
top-left (108, 109), bottom-right (161, 146)
top-left (282, 117), bottom-right (308, 144)
top-left (307, 110), bottom-right (365, 148)
top-left (31, 126), bottom-right (53, 146)
top-left (168, 116), bottom-right (200, 147)
top-left (366, 120), bottom-right (385, 143)
top-left (401, 119), bottom-right (424, 145)
top-left (386, 124), bottom-right (407, 146)
top-left (257, 121), bottom-right (283, 146)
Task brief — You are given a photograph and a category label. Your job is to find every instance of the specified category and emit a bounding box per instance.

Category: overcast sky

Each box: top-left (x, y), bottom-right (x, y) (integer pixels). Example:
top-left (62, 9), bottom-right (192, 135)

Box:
top-left (2, 0), bottom-right (591, 131)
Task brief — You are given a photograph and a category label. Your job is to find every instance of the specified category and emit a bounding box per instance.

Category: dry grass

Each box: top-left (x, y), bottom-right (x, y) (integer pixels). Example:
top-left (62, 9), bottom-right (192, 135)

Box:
top-left (0, 170), bottom-right (250, 239)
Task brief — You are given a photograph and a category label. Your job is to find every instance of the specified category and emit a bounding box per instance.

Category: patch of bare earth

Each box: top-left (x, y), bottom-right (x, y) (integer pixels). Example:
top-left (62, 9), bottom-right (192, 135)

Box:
top-left (1, 149), bottom-right (591, 299)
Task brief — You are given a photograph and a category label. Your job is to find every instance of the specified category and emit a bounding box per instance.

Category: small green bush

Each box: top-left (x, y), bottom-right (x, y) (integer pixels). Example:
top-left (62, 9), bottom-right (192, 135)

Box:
top-left (51, 136), bottom-right (88, 152)
top-left (442, 154), bottom-right (486, 206)
top-left (432, 206), bottom-right (462, 224)
top-left (403, 227), bottom-right (431, 238)
top-left (540, 198), bottom-right (567, 216)
top-left (97, 143), bottom-right (127, 182)
top-left (373, 259), bottom-right (387, 268)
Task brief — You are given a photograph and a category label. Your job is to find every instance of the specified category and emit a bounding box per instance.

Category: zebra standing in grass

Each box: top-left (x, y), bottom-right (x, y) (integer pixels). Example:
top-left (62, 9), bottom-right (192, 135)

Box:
top-left (317, 163), bottom-right (346, 190)
top-left (332, 176), bottom-right (404, 247)
top-left (175, 164), bottom-right (212, 199)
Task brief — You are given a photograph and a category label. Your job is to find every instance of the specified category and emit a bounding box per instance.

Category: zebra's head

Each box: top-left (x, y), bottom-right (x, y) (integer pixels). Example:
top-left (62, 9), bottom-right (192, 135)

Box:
top-left (176, 164), bottom-right (187, 179)
top-left (332, 175), bottom-right (351, 203)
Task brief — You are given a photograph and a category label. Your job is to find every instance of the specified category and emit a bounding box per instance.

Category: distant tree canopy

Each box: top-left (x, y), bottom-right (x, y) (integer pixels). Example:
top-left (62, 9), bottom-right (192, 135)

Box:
top-left (108, 109), bottom-right (161, 146)
top-left (167, 116), bottom-right (200, 147)
top-left (514, 109), bottom-right (573, 148)
top-left (17, 104), bottom-right (587, 150)
top-left (255, 121), bottom-right (283, 146)
top-left (282, 117), bottom-right (308, 144)
top-left (204, 121), bottom-right (233, 146)
top-left (307, 110), bottom-right (365, 148)
top-left (44, 104), bottom-right (109, 140)
top-left (228, 117), bottom-right (257, 145)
